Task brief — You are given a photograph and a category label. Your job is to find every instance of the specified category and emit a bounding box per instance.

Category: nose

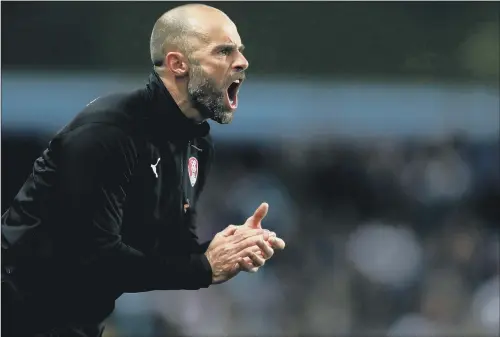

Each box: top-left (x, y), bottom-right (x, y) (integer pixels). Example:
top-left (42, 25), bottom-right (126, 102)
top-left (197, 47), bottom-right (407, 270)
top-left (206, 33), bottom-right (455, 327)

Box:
top-left (233, 52), bottom-right (249, 73)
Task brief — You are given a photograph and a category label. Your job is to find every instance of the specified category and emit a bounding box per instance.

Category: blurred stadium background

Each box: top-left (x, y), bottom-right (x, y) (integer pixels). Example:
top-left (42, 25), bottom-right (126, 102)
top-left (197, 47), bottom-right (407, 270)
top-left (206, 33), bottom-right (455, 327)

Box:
top-left (1, 2), bottom-right (499, 337)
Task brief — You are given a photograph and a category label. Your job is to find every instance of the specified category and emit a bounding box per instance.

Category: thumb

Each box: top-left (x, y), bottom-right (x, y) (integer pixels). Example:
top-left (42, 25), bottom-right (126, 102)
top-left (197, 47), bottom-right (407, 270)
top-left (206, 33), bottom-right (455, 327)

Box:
top-left (221, 224), bottom-right (238, 237)
top-left (246, 202), bottom-right (269, 228)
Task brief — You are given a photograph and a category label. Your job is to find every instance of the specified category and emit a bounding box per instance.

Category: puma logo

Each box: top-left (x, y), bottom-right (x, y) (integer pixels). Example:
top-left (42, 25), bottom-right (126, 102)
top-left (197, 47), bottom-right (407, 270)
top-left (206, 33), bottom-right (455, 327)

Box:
top-left (151, 157), bottom-right (161, 178)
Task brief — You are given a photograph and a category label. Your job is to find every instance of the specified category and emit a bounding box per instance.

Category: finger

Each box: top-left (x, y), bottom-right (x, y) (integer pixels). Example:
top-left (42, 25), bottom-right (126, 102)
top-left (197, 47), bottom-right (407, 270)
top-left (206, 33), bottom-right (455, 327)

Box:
top-left (245, 202), bottom-right (269, 228)
top-left (238, 258), bottom-right (259, 273)
top-left (251, 248), bottom-right (266, 258)
top-left (235, 236), bottom-right (265, 251)
top-left (237, 243), bottom-right (266, 267)
top-left (234, 226), bottom-right (270, 240)
top-left (264, 231), bottom-right (276, 246)
top-left (236, 242), bottom-right (265, 259)
top-left (249, 246), bottom-right (264, 254)
top-left (222, 224), bottom-right (238, 237)
top-left (233, 228), bottom-right (265, 243)
top-left (247, 251), bottom-right (266, 267)
top-left (257, 239), bottom-right (274, 260)
top-left (243, 256), bottom-right (260, 263)
top-left (269, 236), bottom-right (286, 250)
top-left (246, 246), bottom-right (266, 259)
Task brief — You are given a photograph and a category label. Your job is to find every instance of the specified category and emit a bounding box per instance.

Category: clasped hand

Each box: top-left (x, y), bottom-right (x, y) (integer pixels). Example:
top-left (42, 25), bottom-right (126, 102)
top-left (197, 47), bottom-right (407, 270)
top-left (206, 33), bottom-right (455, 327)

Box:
top-left (204, 203), bottom-right (286, 284)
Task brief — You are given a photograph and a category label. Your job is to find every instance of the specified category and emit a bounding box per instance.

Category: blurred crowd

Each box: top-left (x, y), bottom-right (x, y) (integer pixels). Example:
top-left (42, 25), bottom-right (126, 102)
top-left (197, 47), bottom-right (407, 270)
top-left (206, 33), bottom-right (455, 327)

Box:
top-left (96, 134), bottom-right (498, 337)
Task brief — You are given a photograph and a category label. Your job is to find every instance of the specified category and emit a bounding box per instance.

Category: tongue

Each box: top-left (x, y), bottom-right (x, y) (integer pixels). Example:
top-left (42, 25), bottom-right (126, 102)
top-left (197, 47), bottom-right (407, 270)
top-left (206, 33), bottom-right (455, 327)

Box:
top-left (229, 95), bottom-right (237, 108)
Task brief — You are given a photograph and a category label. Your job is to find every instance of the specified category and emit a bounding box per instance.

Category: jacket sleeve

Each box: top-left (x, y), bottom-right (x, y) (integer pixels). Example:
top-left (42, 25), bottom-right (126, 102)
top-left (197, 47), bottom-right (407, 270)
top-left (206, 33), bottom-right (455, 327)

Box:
top-left (186, 210), bottom-right (212, 254)
top-left (53, 123), bottom-right (212, 292)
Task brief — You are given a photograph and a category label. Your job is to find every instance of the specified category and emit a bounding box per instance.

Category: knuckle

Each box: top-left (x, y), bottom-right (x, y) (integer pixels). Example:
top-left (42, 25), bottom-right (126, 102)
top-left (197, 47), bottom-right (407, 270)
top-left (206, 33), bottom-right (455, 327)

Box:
top-left (251, 253), bottom-right (264, 264)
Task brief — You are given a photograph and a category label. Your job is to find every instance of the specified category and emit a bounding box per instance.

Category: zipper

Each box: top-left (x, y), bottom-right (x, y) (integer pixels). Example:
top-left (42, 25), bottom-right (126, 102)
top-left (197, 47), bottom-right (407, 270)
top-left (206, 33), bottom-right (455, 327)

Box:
top-left (180, 140), bottom-right (190, 214)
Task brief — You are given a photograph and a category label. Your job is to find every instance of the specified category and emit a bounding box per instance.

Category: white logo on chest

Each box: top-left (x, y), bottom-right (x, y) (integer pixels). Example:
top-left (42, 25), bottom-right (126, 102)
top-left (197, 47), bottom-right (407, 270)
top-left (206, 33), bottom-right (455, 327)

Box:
top-left (151, 157), bottom-right (161, 178)
top-left (188, 157), bottom-right (199, 187)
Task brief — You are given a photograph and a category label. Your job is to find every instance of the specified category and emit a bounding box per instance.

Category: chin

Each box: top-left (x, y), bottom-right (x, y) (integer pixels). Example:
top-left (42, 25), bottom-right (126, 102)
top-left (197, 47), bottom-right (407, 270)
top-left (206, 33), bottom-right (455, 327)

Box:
top-left (211, 111), bottom-right (234, 125)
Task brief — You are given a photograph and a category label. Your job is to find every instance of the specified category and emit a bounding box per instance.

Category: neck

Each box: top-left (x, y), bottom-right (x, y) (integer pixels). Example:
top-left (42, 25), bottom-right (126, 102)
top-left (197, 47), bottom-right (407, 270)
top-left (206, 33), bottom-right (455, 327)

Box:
top-left (158, 74), bottom-right (204, 123)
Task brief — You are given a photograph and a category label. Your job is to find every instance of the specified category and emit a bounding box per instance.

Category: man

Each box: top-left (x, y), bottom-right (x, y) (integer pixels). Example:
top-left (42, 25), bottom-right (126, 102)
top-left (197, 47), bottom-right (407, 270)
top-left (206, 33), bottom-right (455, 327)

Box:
top-left (1, 4), bottom-right (285, 337)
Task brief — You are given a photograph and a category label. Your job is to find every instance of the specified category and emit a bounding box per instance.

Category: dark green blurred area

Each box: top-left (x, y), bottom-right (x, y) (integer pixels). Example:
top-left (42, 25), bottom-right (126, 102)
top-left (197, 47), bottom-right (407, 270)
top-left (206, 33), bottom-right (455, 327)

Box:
top-left (2, 1), bottom-right (499, 81)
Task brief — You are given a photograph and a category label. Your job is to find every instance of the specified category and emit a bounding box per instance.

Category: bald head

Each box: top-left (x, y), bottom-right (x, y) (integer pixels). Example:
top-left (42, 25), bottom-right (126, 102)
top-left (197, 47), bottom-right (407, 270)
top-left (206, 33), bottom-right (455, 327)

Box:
top-left (150, 4), bottom-right (233, 67)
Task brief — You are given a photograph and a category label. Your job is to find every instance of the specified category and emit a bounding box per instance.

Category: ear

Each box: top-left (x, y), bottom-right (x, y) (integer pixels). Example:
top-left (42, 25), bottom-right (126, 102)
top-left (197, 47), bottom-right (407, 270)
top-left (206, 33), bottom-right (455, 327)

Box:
top-left (165, 52), bottom-right (188, 76)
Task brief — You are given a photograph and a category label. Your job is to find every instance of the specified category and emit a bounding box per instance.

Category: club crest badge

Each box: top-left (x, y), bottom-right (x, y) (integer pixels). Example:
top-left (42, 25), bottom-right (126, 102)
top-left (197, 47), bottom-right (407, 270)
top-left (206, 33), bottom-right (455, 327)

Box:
top-left (188, 157), bottom-right (198, 187)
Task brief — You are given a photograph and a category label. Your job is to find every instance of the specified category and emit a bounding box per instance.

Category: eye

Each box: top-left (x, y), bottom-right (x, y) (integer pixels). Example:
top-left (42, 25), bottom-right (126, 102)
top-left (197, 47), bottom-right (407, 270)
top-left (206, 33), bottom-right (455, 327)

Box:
top-left (219, 47), bottom-right (233, 56)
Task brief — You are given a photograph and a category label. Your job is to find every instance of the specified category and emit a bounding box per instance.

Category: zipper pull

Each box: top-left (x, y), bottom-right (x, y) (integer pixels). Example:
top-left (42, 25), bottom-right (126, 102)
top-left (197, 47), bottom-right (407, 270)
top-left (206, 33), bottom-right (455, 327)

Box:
top-left (183, 198), bottom-right (190, 213)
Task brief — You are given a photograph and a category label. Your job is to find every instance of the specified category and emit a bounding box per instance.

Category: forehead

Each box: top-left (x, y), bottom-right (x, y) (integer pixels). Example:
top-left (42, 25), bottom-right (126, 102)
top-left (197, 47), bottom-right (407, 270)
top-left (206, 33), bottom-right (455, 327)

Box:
top-left (203, 19), bottom-right (242, 47)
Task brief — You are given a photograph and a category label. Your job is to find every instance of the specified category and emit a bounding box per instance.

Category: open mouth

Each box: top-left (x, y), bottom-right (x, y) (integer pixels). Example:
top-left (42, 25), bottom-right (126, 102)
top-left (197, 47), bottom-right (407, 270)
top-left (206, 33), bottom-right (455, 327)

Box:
top-left (226, 80), bottom-right (242, 110)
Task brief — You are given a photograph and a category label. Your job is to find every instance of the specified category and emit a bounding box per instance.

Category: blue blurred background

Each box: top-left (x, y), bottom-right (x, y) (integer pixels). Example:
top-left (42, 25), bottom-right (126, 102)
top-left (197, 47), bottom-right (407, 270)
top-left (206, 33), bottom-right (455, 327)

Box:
top-left (2, 2), bottom-right (499, 337)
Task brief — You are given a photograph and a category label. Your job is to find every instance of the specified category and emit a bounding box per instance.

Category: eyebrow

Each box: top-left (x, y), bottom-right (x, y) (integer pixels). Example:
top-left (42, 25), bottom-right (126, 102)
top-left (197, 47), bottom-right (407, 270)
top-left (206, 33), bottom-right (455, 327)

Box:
top-left (215, 43), bottom-right (245, 53)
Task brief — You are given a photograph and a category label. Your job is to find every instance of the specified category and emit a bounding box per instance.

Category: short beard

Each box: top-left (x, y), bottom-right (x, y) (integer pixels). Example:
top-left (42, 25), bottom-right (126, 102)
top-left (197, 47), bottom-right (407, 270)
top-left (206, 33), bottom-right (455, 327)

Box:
top-left (186, 63), bottom-right (234, 125)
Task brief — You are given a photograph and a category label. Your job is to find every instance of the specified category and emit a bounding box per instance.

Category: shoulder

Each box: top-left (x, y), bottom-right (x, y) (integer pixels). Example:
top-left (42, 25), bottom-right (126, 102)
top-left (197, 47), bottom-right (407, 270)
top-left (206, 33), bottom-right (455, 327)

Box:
top-left (51, 88), bottom-right (150, 153)
top-left (51, 123), bottom-right (139, 167)
top-left (58, 89), bottom-right (148, 138)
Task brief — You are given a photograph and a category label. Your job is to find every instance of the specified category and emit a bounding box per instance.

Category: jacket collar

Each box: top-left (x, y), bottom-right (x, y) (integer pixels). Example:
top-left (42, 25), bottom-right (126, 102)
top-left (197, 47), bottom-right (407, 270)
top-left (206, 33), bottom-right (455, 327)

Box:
top-left (145, 71), bottom-right (210, 143)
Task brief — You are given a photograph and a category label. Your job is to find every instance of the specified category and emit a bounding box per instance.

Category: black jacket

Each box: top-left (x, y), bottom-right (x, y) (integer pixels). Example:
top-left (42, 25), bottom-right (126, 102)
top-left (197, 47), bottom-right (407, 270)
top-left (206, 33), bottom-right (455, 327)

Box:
top-left (1, 72), bottom-right (214, 328)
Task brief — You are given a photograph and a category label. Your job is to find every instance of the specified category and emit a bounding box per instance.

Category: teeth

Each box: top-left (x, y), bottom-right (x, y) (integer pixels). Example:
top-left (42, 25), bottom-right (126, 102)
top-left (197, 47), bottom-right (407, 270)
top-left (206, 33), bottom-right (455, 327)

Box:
top-left (234, 80), bottom-right (240, 84)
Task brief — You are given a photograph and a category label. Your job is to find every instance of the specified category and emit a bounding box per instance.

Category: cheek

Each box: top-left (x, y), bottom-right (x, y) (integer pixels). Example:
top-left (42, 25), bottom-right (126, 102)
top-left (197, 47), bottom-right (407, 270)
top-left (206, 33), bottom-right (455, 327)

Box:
top-left (201, 62), bottom-right (228, 86)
